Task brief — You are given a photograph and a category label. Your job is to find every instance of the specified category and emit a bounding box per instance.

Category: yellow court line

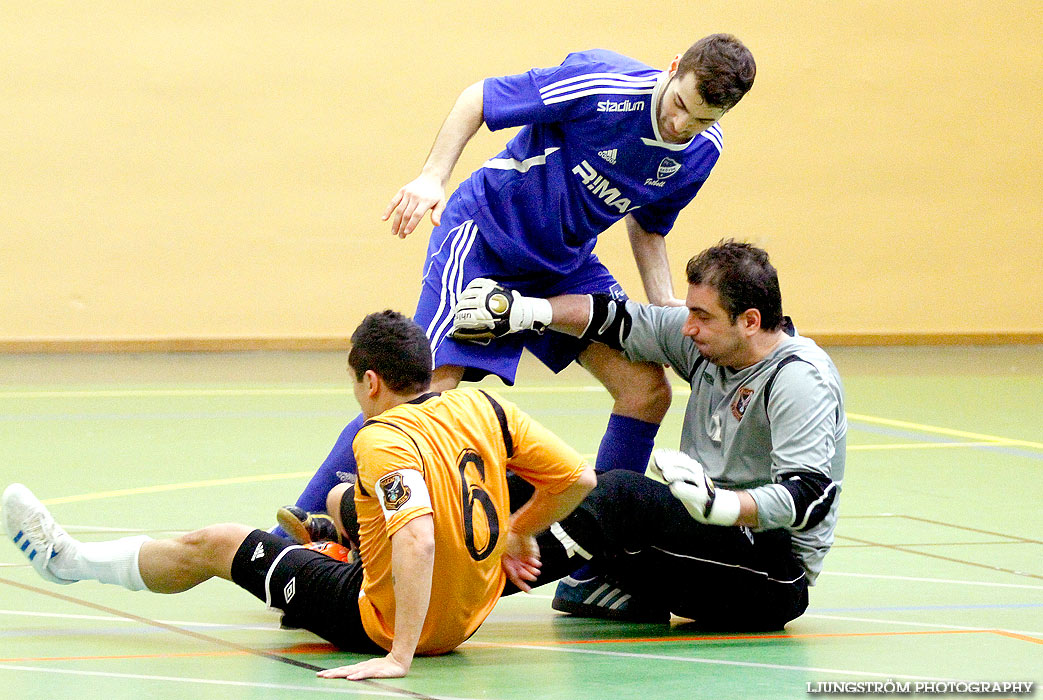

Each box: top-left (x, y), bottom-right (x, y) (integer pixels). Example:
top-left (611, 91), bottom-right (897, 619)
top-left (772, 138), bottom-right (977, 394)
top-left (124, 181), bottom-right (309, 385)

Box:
top-left (0, 388), bottom-right (350, 399)
top-left (846, 412), bottom-right (1043, 451)
top-left (40, 472), bottom-right (314, 506)
top-left (0, 385), bottom-right (611, 399)
top-left (849, 441), bottom-right (1007, 451)
top-left (6, 385), bottom-right (1039, 449)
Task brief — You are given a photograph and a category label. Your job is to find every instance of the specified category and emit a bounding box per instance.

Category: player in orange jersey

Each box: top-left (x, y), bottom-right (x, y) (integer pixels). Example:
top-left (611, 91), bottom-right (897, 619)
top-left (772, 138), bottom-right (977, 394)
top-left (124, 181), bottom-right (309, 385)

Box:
top-left (4, 310), bottom-right (595, 681)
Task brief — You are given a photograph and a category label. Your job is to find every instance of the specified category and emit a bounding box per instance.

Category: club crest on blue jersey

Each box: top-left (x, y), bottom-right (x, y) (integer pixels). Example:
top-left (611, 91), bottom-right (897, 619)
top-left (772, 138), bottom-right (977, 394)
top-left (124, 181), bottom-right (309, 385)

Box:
top-left (731, 387), bottom-right (755, 421)
top-left (657, 157), bottom-right (682, 180)
top-left (378, 473), bottom-right (411, 510)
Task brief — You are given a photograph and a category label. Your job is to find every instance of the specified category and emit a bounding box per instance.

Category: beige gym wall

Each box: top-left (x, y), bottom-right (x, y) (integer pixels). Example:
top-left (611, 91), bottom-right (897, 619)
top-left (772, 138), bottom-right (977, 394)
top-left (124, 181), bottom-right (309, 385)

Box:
top-left (2, 2), bottom-right (1041, 349)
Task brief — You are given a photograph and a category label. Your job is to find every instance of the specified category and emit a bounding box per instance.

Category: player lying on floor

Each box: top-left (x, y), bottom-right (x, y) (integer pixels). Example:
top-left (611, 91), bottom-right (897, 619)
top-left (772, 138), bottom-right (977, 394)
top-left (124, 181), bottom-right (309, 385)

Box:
top-left (3, 310), bottom-right (596, 681)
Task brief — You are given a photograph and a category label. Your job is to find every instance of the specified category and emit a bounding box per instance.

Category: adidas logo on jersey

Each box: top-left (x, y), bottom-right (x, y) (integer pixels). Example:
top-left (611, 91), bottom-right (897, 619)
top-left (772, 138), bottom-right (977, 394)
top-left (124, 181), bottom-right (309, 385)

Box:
top-left (598, 149), bottom-right (617, 165)
top-left (597, 99), bottom-right (645, 113)
top-left (251, 542), bottom-right (265, 561)
top-left (572, 160), bottom-right (636, 214)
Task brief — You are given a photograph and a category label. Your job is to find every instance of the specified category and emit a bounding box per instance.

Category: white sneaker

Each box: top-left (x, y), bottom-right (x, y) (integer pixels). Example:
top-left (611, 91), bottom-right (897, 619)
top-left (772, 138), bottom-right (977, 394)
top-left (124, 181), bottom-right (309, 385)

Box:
top-left (2, 484), bottom-right (77, 585)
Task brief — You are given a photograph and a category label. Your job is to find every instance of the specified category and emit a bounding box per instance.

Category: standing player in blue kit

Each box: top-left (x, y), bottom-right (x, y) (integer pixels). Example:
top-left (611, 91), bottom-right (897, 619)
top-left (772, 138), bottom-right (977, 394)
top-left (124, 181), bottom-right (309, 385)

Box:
top-left (281, 36), bottom-right (756, 613)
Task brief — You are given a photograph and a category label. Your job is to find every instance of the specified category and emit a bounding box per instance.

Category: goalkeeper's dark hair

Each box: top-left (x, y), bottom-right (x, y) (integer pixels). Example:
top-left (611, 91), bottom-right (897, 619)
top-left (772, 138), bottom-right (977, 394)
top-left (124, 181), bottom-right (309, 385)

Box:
top-left (685, 240), bottom-right (784, 331)
top-left (348, 310), bottom-right (432, 394)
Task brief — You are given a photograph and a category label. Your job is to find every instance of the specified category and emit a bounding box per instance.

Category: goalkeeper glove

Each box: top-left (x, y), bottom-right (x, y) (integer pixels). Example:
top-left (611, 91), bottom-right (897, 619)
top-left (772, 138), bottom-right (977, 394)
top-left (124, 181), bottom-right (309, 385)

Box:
top-left (450, 278), bottom-right (552, 343)
top-left (649, 449), bottom-right (741, 526)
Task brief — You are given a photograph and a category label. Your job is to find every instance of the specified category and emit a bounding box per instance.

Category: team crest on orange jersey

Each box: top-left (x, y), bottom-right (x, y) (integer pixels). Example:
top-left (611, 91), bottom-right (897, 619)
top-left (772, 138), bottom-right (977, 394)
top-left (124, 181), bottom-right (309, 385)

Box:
top-left (731, 387), bottom-right (755, 421)
top-left (379, 473), bottom-right (411, 510)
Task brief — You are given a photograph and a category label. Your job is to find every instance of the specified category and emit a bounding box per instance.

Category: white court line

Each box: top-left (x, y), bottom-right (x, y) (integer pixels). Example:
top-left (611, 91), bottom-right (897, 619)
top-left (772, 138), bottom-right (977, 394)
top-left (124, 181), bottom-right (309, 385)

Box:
top-left (477, 643), bottom-right (959, 683)
top-left (804, 613), bottom-right (1042, 638)
top-left (821, 571), bottom-right (1043, 590)
top-left (62, 525), bottom-right (189, 535)
top-left (0, 664), bottom-right (474, 699)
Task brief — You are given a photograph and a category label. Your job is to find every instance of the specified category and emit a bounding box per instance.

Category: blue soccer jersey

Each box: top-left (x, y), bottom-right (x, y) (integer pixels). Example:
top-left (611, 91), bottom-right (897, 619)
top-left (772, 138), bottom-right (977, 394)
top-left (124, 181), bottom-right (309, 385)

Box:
top-left (453, 49), bottom-right (724, 276)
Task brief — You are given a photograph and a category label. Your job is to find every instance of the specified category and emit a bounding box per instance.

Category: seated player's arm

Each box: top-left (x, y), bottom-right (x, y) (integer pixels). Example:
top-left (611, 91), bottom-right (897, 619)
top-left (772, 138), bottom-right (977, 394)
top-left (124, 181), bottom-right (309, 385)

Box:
top-left (625, 215), bottom-right (684, 307)
top-left (318, 514), bottom-right (435, 681)
top-left (509, 466), bottom-right (596, 539)
top-left (502, 469), bottom-right (596, 592)
top-left (749, 363), bottom-right (842, 533)
top-left (386, 514), bottom-right (436, 670)
top-left (499, 404), bottom-right (596, 591)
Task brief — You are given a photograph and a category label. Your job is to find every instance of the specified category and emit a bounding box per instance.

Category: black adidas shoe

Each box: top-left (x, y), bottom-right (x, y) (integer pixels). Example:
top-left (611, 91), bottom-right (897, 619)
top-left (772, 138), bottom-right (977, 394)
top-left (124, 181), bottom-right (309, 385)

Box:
top-left (276, 506), bottom-right (344, 546)
top-left (551, 575), bottom-right (670, 623)
top-left (277, 473), bottom-right (360, 549)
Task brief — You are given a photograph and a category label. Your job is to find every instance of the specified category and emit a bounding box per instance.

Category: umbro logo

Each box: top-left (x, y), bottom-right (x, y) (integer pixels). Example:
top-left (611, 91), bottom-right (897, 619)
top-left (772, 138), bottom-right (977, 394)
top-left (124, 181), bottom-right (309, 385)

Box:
top-left (598, 149), bottom-right (617, 165)
top-left (284, 577), bottom-right (296, 603)
top-left (251, 542), bottom-right (265, 561)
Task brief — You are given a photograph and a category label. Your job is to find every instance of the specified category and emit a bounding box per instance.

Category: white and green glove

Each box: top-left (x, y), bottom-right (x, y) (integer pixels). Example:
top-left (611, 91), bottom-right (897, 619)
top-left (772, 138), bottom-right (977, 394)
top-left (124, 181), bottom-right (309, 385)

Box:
top-left (649, 449), bottom-right (741, 526)
top-left (450, 278), bottom-right (552, 343)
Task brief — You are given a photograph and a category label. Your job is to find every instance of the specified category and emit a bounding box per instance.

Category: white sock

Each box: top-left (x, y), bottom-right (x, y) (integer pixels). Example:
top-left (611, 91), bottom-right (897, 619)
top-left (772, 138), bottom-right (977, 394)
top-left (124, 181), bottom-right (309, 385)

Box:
top-left (52, 535), bottom-right (152, 591)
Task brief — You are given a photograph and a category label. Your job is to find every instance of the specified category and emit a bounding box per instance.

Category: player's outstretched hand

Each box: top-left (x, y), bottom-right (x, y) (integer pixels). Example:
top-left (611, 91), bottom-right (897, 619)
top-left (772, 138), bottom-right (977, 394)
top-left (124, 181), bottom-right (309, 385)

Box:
top-left (450, 278), bottom-right (553, 343)
top-left (502, 529), bottom-right (541, 592)
top-left (382, 173), bottom-right (446, 239)
top-left (318, 653), bottom-right (410, 681)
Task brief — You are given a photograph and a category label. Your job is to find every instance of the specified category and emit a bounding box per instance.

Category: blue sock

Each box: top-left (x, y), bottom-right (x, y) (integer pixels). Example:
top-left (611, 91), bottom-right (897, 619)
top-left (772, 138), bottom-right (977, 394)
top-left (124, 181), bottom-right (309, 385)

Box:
top-left (594, 413), bottom-right (660, 474)
top-left (271, 413), bottom-right (365, 538)
top-left (560, 414), bottom-right (659, 587)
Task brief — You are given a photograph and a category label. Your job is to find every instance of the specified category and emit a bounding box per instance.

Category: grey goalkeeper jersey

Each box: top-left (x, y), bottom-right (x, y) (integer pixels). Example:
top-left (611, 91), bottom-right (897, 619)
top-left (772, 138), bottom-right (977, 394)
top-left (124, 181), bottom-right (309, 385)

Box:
top-left (622, 303), bottom-right (846, 584)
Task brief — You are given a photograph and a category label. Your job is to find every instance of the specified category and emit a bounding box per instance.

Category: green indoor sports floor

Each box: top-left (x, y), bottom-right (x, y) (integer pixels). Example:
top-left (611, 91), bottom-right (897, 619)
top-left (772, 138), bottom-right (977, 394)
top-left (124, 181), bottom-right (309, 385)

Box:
top-left (1, 347), bottom-right (1040, 699)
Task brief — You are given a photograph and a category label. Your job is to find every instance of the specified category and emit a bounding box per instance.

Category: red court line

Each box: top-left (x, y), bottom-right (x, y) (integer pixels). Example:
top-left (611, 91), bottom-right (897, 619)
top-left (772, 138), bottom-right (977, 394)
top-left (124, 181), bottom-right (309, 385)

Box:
top-left (9, 628), bottom-right (1038, 665)
top-left (472, 628), bottom-right (1042, 647)
top-left (991, 630), bottom-right (1043, 645)
top-left (837, 535), bottom-right (1043, 581)
top-left (894, 515), bottom-right (1043, 545)
top-left (832, 540), bottom-right (1031, 548)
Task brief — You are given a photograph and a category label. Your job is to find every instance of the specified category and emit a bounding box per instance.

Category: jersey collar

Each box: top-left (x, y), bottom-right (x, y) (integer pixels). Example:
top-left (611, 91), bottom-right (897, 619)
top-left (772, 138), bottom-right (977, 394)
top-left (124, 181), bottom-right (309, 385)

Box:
top-left (645, 71), bottom-right (696, 151)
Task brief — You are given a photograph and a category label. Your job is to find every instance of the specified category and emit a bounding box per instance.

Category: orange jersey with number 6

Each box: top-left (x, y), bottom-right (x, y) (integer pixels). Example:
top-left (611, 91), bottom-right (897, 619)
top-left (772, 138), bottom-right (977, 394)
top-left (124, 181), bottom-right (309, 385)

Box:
top-left (352, 388), bottom-right (587, 655)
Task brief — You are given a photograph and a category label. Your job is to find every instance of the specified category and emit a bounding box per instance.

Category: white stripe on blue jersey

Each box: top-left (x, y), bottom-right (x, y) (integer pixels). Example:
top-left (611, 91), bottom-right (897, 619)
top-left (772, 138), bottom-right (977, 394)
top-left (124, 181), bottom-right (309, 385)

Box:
top-left (699, 124), bottom-right (724, 153)
top-left (543, 86), bottom-right (656, 105)
top-left (542, 80), bottom-right (656, 100)
top-left (539, 71), bottom-right (660, 95)
top-left (482, 147), bottom-right (560, 173)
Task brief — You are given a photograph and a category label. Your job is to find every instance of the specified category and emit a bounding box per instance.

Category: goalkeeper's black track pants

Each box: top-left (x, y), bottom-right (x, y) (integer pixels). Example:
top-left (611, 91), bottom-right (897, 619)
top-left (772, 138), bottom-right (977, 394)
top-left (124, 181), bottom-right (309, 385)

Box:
top-left (508, 470), bottom-right (809, 630)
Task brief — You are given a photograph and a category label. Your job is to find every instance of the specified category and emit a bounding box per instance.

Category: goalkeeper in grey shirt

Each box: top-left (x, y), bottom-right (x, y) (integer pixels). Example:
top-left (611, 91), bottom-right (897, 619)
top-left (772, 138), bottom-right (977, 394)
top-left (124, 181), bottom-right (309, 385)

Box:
top-left (452, 240), bottom-right (845, 629)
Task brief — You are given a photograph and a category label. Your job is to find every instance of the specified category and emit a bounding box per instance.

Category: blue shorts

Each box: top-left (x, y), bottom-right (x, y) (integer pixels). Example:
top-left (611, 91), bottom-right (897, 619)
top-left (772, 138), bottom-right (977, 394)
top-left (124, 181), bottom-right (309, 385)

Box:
top-left (414, 205), bottom-right (627, 385)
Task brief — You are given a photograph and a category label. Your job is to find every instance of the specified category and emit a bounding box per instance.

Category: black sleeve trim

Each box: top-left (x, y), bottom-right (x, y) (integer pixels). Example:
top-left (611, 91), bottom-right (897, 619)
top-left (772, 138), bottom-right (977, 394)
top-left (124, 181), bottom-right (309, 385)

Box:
top-left (776, 470), bottom-right (837, 531)
top-left (478, 390), bottom-right (514, 458)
